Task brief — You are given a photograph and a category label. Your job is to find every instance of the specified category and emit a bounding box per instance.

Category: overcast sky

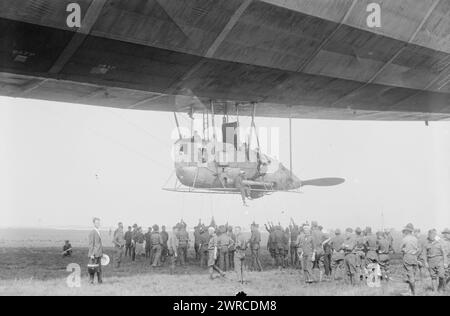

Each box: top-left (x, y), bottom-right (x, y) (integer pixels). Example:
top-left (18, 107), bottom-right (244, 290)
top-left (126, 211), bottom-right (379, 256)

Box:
top-left (1, 96), bottom-right (449, 232)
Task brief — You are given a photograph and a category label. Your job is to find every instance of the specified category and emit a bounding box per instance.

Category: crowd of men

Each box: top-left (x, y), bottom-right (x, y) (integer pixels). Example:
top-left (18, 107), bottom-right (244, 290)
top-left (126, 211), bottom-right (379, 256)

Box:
top-left (85, 217), bottom-right (450, 295)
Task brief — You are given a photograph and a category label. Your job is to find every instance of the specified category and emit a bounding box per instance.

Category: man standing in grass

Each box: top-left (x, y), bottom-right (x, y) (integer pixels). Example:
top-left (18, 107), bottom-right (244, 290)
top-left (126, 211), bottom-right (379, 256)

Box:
top-left (401, 223), bottom-right (419, 295)
top-left (298, 226), bottom-right (315, 284)
top-left (124, 226), bottom-right (133, 258)
top-left (167, 226), bottom-right (179, 275)
top-left (249, 223), bottom-right (263, 272)
top-left (423, 229), bottom-right (447, 292)
top-left (88, 217), bottom-right (104, 285)
top-left (234, 226), bottom-right (247, 284)
top-left (207, 227), bottom-right (226, 280)
top-left (113, 222), bottom-right (125, 269)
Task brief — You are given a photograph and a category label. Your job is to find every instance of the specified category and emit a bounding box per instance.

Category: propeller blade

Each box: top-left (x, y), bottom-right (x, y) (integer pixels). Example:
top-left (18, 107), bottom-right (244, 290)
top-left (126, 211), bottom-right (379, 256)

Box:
top-left (301, 178), bottom-right (345, 187)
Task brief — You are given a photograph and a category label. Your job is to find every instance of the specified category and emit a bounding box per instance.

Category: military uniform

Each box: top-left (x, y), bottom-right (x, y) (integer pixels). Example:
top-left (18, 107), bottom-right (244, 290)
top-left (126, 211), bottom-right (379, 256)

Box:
top-left (234, 232), bottom-right (247, 283)
top-left (113, 227), bottom-right (125, 268)
top-left (194, 226), bottom-right (202, 260)
top-left (290, 226), bottom-right (300, 267)
top-left (177, 229), bottom-right (190, 266)
top-left (208, 231), bottom-right (225, 279)
top-left (217, 230), bottom-right (231, 271)
top-left (424, 237), bottom-right (447, 290)
top-left (124, 229), bottom-right (133, 257)
top-left (160, 229), bottom-right (169, 262)
top-left (401, 227), bottom-right (419, 295)
top-left (322, 236), bottom-right (332, 277)
top-left (144, 230), bottom-right (152, 258)
top-left (377, 236), bottom-right (391, 281)
top-left (267, 229), bottom-right (276, 265)
top-left (167, 231), bottom-right (179, 274)
top-left (297, 232), bottom-right (315, 283)
top-left (199, 230), bottom-right (210, 268)
top-left (343, 233), bottom-right (358, 284)
top-left (273, 227), bottom-right (285, 268)
top-left (311, 227), bottom-right (326, 275)
top-left (329, 233), bottom-right (345, 280)
top-left (250, 227), bottom-right (263, 271)
top-left (365, 233), bottom-right (379, 265)
top-left (134, 231), bottom-right (145, 257)
top-left (150, 230), bottom-right (163, 267)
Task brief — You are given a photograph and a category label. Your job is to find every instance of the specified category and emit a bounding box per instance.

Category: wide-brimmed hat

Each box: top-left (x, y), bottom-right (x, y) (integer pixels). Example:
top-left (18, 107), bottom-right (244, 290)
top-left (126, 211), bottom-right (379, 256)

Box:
top-left (402, 223), bottom-right (414, 233)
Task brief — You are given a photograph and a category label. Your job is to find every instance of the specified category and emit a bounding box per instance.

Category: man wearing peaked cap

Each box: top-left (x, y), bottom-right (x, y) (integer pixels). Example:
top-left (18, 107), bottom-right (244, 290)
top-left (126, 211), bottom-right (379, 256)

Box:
top-left (401, 223), bottom-right (419, 295)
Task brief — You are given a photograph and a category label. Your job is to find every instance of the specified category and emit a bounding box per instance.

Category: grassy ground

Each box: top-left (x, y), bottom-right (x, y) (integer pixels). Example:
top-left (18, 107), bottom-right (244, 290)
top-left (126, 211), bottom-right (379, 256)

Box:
top-left (0, 229), bottom-right (447, 296)
top-left (0, 246), bottom-right (447, 296)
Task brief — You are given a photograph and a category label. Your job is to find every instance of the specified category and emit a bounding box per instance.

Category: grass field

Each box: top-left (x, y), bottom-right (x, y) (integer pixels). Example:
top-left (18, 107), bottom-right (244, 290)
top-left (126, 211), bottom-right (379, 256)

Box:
top-left (0, 229), bottom-right (447, 296)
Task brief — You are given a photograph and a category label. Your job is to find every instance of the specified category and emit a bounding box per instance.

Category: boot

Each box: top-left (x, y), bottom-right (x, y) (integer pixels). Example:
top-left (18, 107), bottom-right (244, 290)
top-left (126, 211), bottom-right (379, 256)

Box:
top-left (97, 270), bottom-right (103, 284)
top-left (438, 278), bottom-right (445, 292)
top-left (409, 282), bottom-right (416, 296)
top-left (89, 272), bottom-right (95, 284)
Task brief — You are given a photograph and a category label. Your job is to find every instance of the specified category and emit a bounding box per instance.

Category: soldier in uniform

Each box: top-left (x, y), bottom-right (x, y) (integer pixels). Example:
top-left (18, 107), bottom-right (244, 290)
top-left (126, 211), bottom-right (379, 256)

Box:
top-left (234, 226), bottom-right (248, 284)
top-left (113, 222), bottom-right (125, 268)
top-left (227, 226), bottom-right (236, 270)
top-left (134, 227), bottom-right (145, 258)
top-left (161, 225), bottom-right (169, 263)
top-left (194, 221), bottom-right (202, 261)
top-left (167, 226), bottom-right (179, 275)
top-left (414, 228), bottom-right (427, 280)
top-left (377, 231), bottom-right (392, 282)
top-left (150, 225), bottom-right (163, 267)
top-left (249, 223), bottom-right (263, 272)
top-left (144, 227), bottom-right (152, 259)
top-left (88, 217), bottom-right (103, 284)
top-left (342, 228), bottom-right (357, 285)
top-left (364, 227), bottom-right (379, 278)
top-left (289, 219), bottom-right (300, 267)
top-left (297, 226), bottom-right (315, 283)
top-left (124, 226), bottom-right (133, 258)
top-left (322, 233), bottom-right (332, 280)
top-left (207, 227), bottom-right (226, 279)
top-left (199, 226), bottom-right (210, 268)
top-left (131, 224), bottom-right (138, 261)
top-left (177, 225), bottom-right (190, 266)
top-left (265, 223), bottom-right (276, 266)
top-left (273, 225), bottom-right (285, 269)
top-left (311, 222), bottom-right (326, 281)
top-left (401, 223), bottom-right (419, 296)
top-left (442, 228), bottom-right (450, 288)
top-left (328, 229), bottom-right (345, 281)
top-left (217, 225), bottom-right (231, 271)
top-left (424, 229), bottom-right (448, 292)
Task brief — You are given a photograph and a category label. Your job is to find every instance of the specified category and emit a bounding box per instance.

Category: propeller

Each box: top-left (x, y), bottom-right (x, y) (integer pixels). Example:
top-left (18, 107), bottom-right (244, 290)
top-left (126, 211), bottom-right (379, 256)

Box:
top-left (301, 178), bottom-right (345, 187)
